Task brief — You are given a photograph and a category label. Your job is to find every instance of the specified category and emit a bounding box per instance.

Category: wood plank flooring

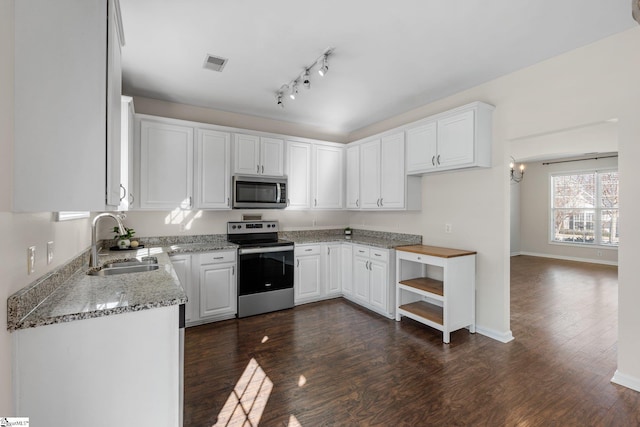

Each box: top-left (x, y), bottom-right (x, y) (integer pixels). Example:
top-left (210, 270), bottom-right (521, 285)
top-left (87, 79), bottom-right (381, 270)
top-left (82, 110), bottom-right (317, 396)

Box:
top-left (184, 255), bottom-right (640, 426)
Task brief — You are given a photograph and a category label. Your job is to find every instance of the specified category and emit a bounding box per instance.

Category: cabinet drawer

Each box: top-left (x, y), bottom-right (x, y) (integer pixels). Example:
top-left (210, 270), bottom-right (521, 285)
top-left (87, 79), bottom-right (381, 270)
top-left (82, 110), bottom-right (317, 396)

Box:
top-left (397, 251), bottom-right (444, 267)
top-left (353, 245), bottom-right (370, 257)
top-left (198, 250), bottom-right (236, 265)
top-left (295, 244), bottom-right (321, 256)
top-left (370, 248), bottom-right (389, 262)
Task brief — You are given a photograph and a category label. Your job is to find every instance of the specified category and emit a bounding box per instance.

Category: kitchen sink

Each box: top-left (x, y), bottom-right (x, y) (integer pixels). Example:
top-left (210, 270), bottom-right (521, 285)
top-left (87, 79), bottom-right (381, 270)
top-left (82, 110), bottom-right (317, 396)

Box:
top-left (88, 257), bottom-right (160, 276)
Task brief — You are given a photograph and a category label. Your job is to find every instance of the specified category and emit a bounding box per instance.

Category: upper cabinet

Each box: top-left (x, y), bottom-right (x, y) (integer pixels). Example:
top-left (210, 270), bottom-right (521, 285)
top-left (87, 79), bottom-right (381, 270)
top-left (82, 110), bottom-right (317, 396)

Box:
top-left (13, 0), bottom-right (124, 211)
top-left (195, 129), bottom-right (231, 209)
top-left (233, 134), bottom-right (284, 177)
top-left (406, 102), bottom-right (494, 175)
top-left (117, 96), bottom-right (135, 211)
top-left (285, 140), bottom-right (344, 210)
top-left (346, 145), bottom-right (360, 209)
top-left (355, 132), bottom-right (419, 210)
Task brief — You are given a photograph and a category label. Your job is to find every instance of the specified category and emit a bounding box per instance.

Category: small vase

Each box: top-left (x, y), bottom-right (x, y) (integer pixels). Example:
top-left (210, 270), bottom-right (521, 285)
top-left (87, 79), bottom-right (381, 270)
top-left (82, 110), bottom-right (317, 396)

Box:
top-left (117, 239), bottom-right (131, 249)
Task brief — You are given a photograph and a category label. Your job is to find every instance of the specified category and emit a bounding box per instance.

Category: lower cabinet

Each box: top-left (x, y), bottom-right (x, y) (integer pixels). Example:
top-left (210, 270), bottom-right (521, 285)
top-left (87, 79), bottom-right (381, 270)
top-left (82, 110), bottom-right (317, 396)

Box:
top-left (171, 250), bottom-right (237, 327)
top-left (341, 243), bottom-right (353, 297)
top-left (294, 244), bottom-right (322, 304)
top-left (324, 243), bottom-right (343, 297)
top-left (349, 245), bottom-right (395, 319)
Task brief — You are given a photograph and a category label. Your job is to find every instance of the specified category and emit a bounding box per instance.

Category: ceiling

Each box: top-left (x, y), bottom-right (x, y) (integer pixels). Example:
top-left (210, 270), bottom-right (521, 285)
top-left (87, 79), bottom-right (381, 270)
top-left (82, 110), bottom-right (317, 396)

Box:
top-left (119, 0), bottom-right (636, 137)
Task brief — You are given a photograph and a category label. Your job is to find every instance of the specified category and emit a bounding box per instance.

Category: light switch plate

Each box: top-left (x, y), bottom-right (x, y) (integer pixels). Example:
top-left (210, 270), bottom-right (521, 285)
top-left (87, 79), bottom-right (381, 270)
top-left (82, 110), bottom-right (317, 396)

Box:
top-left (27, 246), bottom-right (36, 274)
top-left (47, 241), bottom-right (54, 265)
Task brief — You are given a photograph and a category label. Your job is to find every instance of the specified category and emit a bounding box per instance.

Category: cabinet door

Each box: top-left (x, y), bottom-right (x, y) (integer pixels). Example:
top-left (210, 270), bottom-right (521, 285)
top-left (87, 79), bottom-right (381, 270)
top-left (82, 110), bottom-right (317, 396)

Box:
top-left (295, 255), bottom-right (322, 303)
top-left (139, 120), bottom-right (193, 210)
top-left (325, 244), bottom-right (342, 296)
top-left (199, 263), bottom-right (236, 319)
top-left (234, 133), bottom-right (261, 175)
top-left (118, 97), bottom-right (134, 211)
top-left (406, 122), bottom-right (437, 173)
top-left (353, 256), bottom-right (370, 303)
top-left (369, 259), bottom-right (388, 311)
top-left (105, 2), bottom-right (123, 209)
top-left (380, 132), bottom-right (405, 209)
top-left (341, 244), bottom-right (353, 296)
top-left (286, 141), bottom-right (311, 209)
top-left (313, 145), bottom-right (344, 209)
top-left (260, 137), bottom-right (285, 176)
top-left (346, 145), bottom-right (360, 209)
top-left (195, 129), bottom-right (231, 209)
top-left (360, 139), bottom-right (381, 209)
top-left (170, 255), bottom-right (193, 323)
top-left (437, 110), bottom-right (475, 168)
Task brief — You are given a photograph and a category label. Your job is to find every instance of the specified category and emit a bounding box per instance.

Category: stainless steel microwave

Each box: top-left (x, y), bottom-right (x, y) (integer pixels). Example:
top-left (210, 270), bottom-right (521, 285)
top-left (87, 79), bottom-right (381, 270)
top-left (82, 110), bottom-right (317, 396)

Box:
top-left (232, 176), bottom-right (288, 209)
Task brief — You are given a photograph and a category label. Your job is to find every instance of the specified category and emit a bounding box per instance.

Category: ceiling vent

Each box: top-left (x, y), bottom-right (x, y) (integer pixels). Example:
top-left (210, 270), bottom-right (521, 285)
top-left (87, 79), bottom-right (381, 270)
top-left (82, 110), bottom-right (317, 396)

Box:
top-left (203, 54), bottom-right (228, 72)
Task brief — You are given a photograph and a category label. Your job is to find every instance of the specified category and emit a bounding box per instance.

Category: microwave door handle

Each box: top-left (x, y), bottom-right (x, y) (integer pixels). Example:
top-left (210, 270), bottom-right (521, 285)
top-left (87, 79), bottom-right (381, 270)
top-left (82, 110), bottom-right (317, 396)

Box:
top-left (276, 183), bottom-right (281, 203)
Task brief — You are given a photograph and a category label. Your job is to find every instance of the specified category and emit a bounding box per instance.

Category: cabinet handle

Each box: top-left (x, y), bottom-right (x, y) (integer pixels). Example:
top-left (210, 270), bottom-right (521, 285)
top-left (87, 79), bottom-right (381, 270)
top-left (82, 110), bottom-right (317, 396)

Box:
top-left (129, 193), bottom-right (134, 205)
top-left (297, 259), bottom-right (300, 267)
top-left (213, 256), bottom-right (224, 260)
top-left (305, 248), bottom-right (312, 252)
top-left (356, 199), bottom-right (359, 208)
top-left (232, 266), bottom-right (235, 275)
top-left (262, 165), bottom-right (264, 174)
top-left (287, 198), bottom-right (290, 206)
top-left (374, 253), bottom-right (381, 257)
top-left (314, 198), bottom-right (317, 207)
top-left (327, 247), bottom-right (330, 255)
top-left (377, 198), bottom-right (381, 207)
top-left (437, 154), bottom-right (441, 165)
top-left (432, 155), bottom-right (435, 166)
top-left (227, 197), bottom-right (230, 207)
top-left (187, 196), bottom-right (192, 208)
top-left (119, 184), bottom-right (127, 202)
top-left (257, 164), bottom-right (260, 174)
top-left (380, 198), bottom-right (383, 207)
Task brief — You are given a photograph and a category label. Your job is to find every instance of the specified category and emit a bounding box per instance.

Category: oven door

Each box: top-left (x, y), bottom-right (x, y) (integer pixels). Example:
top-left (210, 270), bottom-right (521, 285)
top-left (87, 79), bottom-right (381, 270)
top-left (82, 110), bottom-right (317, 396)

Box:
top-left (237, 246), bottom-right (294, 295)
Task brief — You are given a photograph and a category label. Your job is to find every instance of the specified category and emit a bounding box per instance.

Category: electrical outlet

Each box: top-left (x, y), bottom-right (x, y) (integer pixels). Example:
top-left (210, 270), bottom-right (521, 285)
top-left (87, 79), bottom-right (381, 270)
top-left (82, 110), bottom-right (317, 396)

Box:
top-left (47, 241), bottom-right (54, 265)
top-left (597, 250), bottom-right (603, 257)
top-left (445, 223), bottom-right (452, 234)
top-left (27, 246), bottom-right (36, 274)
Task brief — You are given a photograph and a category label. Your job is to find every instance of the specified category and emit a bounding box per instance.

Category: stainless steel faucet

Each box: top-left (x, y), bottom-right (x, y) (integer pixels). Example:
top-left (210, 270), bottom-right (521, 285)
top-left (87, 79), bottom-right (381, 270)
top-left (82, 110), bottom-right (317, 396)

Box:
top-left (91, 213), bottom-right (127, 268)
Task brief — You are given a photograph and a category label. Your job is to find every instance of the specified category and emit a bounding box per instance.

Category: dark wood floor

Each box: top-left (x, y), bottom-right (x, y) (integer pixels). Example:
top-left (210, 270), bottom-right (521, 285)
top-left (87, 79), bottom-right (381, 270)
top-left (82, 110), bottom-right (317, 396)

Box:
top-left (184, 255), bottom-right (640, 426)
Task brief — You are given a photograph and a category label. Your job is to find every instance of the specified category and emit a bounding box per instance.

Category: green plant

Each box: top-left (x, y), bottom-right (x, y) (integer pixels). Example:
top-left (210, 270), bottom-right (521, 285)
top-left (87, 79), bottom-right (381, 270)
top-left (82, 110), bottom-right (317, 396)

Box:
top-left (113, 226), bottom-right (135, 240)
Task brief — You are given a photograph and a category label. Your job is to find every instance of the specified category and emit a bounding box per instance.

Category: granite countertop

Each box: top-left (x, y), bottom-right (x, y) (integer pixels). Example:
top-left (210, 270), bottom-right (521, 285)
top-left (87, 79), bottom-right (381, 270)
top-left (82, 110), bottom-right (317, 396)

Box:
top-left (11, 248), bottom-right (187, 330)
top-left (167, 242), bottom-right (238, 254)
top-left (284, 235), bottom-right (417, 249)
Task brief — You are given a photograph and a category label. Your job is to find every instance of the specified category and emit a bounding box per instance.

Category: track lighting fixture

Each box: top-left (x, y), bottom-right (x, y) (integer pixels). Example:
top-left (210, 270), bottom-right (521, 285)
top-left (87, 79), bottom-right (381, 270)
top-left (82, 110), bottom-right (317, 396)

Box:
top-left (274, 47), bottom-right (334, 109)
top-left (318, 54), bottom-right (329, 76)
top-left (303, 69), bottom-right (311, 89)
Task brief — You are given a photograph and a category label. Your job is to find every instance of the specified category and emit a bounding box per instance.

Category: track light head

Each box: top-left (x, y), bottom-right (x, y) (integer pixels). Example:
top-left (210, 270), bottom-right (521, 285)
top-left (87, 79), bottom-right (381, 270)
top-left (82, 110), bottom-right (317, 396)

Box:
top-left (318, 55), bottom-right (329, 76)
top-left (303, 70), bottom-right (311, 89)
top-left (276, 93), bottom-right (284, 109)
top-left (289, 82), bottom-right (299, 100)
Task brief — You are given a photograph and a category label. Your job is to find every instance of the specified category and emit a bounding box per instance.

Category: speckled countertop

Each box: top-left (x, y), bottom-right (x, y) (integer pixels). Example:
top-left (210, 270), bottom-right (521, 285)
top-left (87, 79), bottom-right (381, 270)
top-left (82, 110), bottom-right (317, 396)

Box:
top-left (9, 229), bottom-right (420, 331)
top-left (10, 248), bottom-right (187, 330)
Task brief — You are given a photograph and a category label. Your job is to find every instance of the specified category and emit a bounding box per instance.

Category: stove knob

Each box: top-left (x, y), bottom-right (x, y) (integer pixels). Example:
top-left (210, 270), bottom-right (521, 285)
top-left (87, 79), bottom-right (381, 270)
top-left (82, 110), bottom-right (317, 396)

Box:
top-left (231, 225), bottom-right (236, 229)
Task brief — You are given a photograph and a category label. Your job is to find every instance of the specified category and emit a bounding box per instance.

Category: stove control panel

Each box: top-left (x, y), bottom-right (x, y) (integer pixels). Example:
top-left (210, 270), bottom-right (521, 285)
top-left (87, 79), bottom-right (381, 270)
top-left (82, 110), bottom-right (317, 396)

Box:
top-left (228, 221), bottom-right (279, 234)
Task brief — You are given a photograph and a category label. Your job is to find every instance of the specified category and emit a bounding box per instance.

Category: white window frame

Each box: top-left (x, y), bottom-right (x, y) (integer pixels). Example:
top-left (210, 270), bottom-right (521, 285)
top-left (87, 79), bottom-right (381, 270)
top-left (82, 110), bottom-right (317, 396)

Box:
top-left (549, 168), bottom-right (618, 248)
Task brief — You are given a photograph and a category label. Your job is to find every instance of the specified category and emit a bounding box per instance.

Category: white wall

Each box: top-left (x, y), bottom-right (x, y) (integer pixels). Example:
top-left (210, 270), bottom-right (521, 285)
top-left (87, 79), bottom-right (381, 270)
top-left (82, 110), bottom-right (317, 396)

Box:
top-left (510, 183), bottom-right (521, 255)
top-left (0, 0), bottom-right (93, 414)
top-left (519, 157), bottom-right (618, 264)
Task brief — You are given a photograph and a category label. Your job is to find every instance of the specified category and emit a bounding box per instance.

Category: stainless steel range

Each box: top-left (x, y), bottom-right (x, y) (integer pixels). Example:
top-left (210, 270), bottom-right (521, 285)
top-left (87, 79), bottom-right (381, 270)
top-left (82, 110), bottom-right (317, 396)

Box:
top-left (227, 221), bottom-right (294, 318)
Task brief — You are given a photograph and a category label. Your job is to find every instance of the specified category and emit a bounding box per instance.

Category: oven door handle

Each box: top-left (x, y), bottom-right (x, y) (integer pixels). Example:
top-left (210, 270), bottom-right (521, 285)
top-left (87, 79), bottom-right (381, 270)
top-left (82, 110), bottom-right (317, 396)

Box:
top-left (238, 245), bottom-right (294, 255)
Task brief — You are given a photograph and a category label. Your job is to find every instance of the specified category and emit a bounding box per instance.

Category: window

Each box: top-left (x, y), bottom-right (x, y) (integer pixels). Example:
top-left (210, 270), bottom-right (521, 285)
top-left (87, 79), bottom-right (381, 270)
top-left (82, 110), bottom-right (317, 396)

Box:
top-left (550, 170), bottom-right (619, 246)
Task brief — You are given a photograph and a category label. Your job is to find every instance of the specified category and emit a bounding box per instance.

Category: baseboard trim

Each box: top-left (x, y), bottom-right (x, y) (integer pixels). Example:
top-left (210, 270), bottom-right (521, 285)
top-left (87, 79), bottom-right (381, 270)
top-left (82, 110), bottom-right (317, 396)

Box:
top-left (611, 370), bottom-right (640, 392)
top-left (475, 326), bottom-right (514, 343)
top-left (510, 251), bottom-right (521, 257)
top-left (518, 251), bottom-right (618, 266)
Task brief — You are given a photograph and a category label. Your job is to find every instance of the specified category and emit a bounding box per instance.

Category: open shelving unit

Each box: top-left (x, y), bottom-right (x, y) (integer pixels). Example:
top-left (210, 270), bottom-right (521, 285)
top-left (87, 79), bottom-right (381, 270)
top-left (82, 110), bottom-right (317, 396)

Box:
top-left (395, 245), bottom-right (476, 343)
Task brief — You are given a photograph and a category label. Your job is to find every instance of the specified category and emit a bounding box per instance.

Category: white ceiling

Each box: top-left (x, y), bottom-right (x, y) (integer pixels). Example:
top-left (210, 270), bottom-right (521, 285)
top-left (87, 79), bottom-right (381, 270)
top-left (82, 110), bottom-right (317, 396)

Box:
top-left (120, 0), bottom-right (636, 137)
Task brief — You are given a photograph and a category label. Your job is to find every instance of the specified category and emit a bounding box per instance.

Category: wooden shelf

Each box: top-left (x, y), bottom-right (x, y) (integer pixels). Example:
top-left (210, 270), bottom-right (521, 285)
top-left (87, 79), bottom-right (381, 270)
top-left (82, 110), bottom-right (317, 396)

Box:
top-left (395, 245), bottom-right (476, 258)
top-left (399, 277), bottom-right (443, 297)
top-left (399, 301), bottom-right (443, 325)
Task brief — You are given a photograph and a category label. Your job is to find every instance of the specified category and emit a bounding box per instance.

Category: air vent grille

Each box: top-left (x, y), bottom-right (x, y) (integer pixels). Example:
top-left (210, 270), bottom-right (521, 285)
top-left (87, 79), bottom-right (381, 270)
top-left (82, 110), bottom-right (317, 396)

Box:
top-left (203, 54), bottom-right (228, 72)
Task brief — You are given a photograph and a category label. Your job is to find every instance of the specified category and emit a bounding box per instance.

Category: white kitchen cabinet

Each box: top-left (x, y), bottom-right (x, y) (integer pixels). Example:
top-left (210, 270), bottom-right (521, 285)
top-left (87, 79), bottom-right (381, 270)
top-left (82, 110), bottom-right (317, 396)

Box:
top-left (349, 245), bottom-right (395, 319)
top-left (14, 305), bottom-right (179, 427)
top-left (395, 245), bottom-right (476, 343)
top-left (294, 244), bottom-right (322, 304)
top-left (341, 244), bottom-right (353, 296)
top-left (346, 145), bottom-right (360, 209)
top-left (406, 102), bottom-right (494, 174)
top-left (13, 0), bottom-right (124, 211)
top-left (193, 251), bottom-right (237, 324)
top-left (358, 133), bottom-right (410, 210)
top-left (170, 254), bottom-right (193, 323)
top-left (139, 119), bottom-right (194, 210)
top-left (312, 145), bottom-right (344, 209)
top-left (117, 96), bottom-right (135, 211)
top-left (234, 134), bottom-right (284, 176)
top-left (195, 129), bottom-right (231, 209)
top-left (285, 141), bottom-right (312, 209)
top-left (323, 243), bottom-right (342, 297)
